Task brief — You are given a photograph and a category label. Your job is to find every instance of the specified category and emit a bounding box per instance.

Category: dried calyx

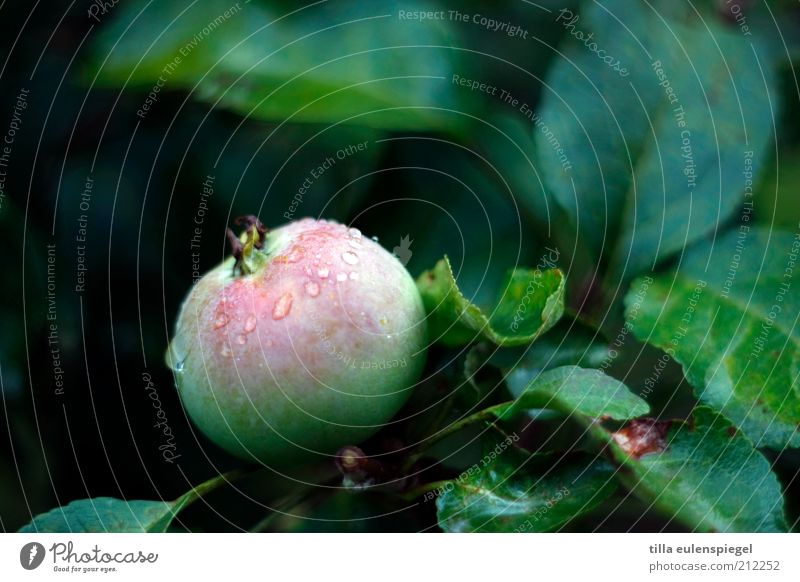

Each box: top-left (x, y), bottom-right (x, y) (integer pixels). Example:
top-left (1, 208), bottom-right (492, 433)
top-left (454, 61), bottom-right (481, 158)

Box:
top-left (226, 215), bottom-right (269, 275)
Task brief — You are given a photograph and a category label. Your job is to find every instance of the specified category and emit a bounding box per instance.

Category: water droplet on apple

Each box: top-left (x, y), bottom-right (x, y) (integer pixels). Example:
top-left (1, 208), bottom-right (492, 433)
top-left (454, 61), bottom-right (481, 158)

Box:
top-left (236, 334), bottom-right (248, 345)
top-left (286, 246), bottom-right (304, 263)
top-left (342, 251), bottom-right (359, 265)
top-left (305, 281), bottom-right (320, 297)
top-left (214, 313), bottom-right (229, 329)
top-left (348, 227), bottom-right (362, 239)
top-left (221, 343), bottom-right (232, 358)
top-left (244, 314), bottom-right (257, 332)
top-left (272, 292), bottom-right (294, 320)
top-left (336, 273), bottom-right (348, 282)
top-left (318, 267), bottom-right (329, 279)
top-left (348, 240), bottom-right (362, 249)
top-left (349, 271), bottom-right (359, 280)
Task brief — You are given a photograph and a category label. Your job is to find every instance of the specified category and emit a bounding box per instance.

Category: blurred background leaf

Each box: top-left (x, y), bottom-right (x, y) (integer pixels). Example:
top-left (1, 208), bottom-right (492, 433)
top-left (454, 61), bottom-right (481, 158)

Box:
top-left (1, 0), bottom-right (800, 533)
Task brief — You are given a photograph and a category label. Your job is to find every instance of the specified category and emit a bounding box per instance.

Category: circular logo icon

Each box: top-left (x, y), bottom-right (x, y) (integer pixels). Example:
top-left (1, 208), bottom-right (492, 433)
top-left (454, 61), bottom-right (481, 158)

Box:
top-left (20, 542), bottom-right (46, 570)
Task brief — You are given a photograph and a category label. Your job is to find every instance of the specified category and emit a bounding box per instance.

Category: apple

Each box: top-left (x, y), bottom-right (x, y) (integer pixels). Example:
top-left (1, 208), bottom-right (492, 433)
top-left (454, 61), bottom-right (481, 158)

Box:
top-left (166, 217), bottom-right (428, 466)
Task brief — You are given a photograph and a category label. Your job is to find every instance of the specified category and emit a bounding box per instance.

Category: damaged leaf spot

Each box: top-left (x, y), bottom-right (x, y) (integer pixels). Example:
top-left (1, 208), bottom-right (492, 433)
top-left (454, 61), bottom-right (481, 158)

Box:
top-left (612, 418), bottom-right (670, 459)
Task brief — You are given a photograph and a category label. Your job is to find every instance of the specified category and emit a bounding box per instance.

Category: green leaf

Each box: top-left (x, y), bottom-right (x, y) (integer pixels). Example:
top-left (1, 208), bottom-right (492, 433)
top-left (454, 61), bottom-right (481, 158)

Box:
top-left (19, 498), bottom-right (181, 533)
top-left (626, 227), bottom-right (800, 448)
top-left (756, 146), bottom-right (800, 230)
top-left (417, 257), bottom-right (565, 347)
top-left (18, 472), bottom-right (236, 533)
top-left (537, 0), bottom-right (778, 279)
top-left (88, 0), bottom-right (465, 131)
top-left (436, 452), bottom-right (617, 532)
top-left (492, 320), bottom-right (611, 383)
top-left (363, 132), bottom-right (548, 306)
top-left (503, 365), bottom-right (649, 421)
top-left (608, 408), bottom-right (787, 532)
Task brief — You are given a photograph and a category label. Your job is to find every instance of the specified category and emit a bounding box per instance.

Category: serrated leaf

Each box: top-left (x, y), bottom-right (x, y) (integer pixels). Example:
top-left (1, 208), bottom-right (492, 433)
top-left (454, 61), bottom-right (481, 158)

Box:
top-left (492, 320), bottom-right (610, 382)
top-left (626, 227), bottom-right (800, 448)
top-left (87, 0), bottom-right (465, 131)
top-left (417, 257), bottom-right (565, 347)
top-left (503, 366), bottom-right (649, 421)
top-left (537, 0), bottom-right (777, 280)
top-left (608, 408), bottom-right (787, 532)
top-left (19, 498), bottom-right (181, 533)
top-left (436, 452), bottom-right (616, 532)
top-left (18, 472), bottom-right (234, 533)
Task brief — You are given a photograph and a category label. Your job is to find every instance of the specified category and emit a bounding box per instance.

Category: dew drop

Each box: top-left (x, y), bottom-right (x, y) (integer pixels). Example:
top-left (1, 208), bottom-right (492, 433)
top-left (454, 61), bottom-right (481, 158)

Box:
top-left (348, 227), bottom-right (362, 239)
top-left (272, 292), bottom-right (294, 320)
top-left (305, 281), bottom-right (320, 297)
top-left (336, 273), bottom-right (348, 282)
top-left (244, 314), bottom-right (257, 332)
top-left (214, 313), bottom-right (229, 329)
top-left (318, 267), bottom-right (329, 279)
top-left (166, 343), bottom-right (187, 373)
top-left (220, 343), bottom-right (232, 358)
top-left (165, 343), bottom-right (186, 372)
top-left (371, 235), bottom-right (379, 242)
top-left (236, 334), bottom-right (248, 345)
top-left (286, 247), bottom-right (304, 263)
top-left (348, 240), bottom-right (362, 249)
top-left (349, 272), bottom-right (359, 280)
top-left (341, 251), bottom-right (359, 265)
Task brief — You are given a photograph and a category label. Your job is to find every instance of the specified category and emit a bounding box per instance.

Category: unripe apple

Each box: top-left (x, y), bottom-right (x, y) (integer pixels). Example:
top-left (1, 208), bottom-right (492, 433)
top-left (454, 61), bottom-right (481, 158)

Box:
top-left (166, 217), bottom-right (427, 466)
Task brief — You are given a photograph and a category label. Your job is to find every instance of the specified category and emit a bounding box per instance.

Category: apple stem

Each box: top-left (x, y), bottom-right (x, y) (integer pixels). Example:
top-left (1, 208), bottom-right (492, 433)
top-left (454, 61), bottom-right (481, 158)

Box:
top-left (228, 215), bottom-right (269, 276)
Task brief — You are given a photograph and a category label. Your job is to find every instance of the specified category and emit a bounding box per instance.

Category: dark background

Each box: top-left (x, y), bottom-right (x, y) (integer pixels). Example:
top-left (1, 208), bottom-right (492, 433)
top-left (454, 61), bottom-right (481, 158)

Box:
top-left (2, 0), bottom-right (799, 532)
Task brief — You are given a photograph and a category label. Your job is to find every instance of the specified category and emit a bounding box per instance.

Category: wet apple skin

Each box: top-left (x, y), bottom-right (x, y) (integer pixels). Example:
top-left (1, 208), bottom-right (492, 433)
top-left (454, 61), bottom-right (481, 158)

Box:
top-left (168, 218), bottom-right (427, 465)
